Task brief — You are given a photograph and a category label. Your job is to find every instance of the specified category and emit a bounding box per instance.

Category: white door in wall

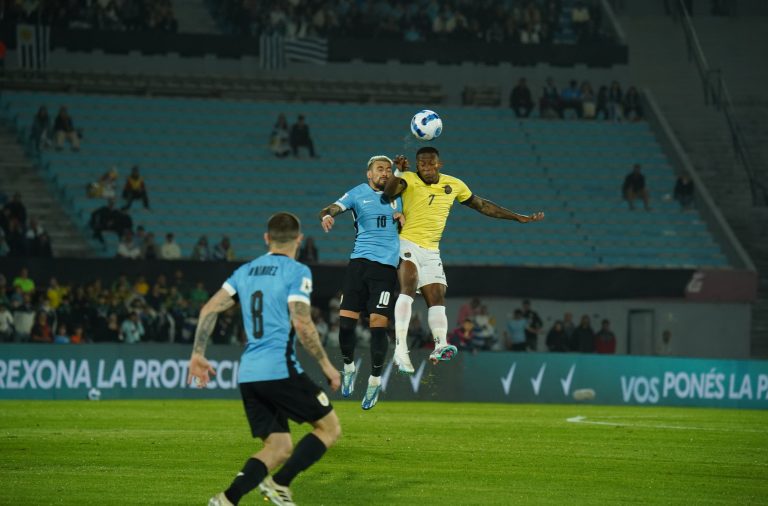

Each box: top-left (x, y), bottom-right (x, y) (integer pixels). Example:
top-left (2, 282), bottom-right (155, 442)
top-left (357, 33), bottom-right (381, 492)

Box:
top-left (627, 309), bottom-right (655, 355)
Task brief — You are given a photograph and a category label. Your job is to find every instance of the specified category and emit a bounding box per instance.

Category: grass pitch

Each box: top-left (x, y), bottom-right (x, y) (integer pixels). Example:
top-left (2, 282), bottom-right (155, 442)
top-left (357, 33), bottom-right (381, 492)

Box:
top-left (1, 400), bottom-right (766, 505)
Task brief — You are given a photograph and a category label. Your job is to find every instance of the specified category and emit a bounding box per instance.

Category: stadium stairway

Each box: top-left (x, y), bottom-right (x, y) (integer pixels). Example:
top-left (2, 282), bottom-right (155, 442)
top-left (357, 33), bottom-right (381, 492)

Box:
top-left (619, 13), bottom-right (768, 355)
top-left (0, 125), bottom-right (92, 258)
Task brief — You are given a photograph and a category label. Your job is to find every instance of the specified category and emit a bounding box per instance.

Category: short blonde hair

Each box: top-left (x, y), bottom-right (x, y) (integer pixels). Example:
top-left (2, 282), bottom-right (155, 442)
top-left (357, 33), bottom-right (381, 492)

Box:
top-left (367, 155), bottom-right (393, 170)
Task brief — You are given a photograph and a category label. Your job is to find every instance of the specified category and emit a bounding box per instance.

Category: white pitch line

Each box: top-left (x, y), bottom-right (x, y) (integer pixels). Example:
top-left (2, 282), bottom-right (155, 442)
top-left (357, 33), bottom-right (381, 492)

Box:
top-left (566, 416), bottom-right (767, 433)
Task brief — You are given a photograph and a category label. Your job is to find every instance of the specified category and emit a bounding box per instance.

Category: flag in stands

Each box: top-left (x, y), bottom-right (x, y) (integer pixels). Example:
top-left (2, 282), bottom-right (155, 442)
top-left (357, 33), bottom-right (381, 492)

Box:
top-left (284, 37), bottom-right (328, 65)
top-left (260, 34), bottom-right (328, 69)
top-left (16, 24), bottom-right (50, 70)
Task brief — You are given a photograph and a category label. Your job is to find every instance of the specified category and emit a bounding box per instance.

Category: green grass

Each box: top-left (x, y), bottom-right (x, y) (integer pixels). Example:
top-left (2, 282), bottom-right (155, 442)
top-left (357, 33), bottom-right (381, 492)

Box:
top-left (1, 400), bottom-right (767, 505)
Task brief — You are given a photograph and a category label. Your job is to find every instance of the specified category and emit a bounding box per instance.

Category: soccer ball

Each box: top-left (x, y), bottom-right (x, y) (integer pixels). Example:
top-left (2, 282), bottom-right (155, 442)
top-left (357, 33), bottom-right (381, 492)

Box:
top-left (410, 110), bottom-right (443, 141)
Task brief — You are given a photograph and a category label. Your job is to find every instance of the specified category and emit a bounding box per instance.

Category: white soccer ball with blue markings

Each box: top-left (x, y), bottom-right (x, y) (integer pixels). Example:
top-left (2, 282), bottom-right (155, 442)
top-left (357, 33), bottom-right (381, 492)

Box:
top-left (410, 109), bottom-right (443, 141)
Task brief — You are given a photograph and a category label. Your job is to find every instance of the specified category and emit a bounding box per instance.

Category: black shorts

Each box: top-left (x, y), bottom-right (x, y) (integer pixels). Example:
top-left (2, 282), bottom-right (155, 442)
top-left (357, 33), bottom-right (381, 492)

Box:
top-left (240, 373), bottom-right (333, 439)
top-left (340, 258), bottom-right (398, 318)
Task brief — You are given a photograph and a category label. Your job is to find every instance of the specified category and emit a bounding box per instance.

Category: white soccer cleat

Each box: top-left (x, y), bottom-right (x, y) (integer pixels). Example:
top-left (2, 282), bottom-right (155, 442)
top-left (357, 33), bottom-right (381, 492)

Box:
top-left (361, 383), bottom-right (382, 410)
top-left (393, 349), bottom-right (415, 375)
top-left (429, 344), bottom-right (458, 364)
top-left (259, 476), bottom-right (296, 506)
top-left (208, 492), bottom-right (233, 506)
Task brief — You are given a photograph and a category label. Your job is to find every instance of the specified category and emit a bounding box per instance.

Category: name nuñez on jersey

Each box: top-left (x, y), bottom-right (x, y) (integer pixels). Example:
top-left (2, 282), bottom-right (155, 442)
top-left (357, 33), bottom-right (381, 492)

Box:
top-left (249, 266), bottom-right (278, 276)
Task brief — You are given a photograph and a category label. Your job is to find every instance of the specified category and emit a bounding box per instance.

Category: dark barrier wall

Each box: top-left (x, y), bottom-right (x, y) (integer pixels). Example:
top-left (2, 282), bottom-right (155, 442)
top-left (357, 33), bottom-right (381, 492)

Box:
top-left (1, 344), bottom-right (766, 408)
top-left (0, 23), bottom-right (627, 66)
top-left (0, 257), bottom-right (710, 301)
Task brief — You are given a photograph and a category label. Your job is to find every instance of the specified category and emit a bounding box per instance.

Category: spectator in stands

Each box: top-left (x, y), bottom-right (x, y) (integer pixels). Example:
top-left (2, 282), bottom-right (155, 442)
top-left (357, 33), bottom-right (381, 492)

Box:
top-left (595, 85), bottom-right (609, 120)
top-left (119, 312), bottom-right (144, 344)
top-left (510, 78), bottom-right (534, 118)
top-left (0, 228), bottom-right (8, 257)
top-left (88, 167), bottom-right (119, 199)
top-left (13, 291), bottom-right (35, 341)
top-left (571, 315), bottom-right (595, 353)
top-left (290, 115), bottom-right (317, 158)
top-left (160, 233), bottom-right (181, 259)
top-left (54, 323), bottom-right (70, 344)
top-left (594, 319), bottom-right (616, 354)
top-left (270, 113), bottom-right (291, 158)
top-left (13, 267), bottom-right (35, 294)
top-left (571, 2), bottom-right (591, 42)
top-left (673, 174), bottom-right (695, 210)
top-left (0, 303), bottom-right (15, 342)
top-left (622, 163), bottom-right (651, 211)
top-left (5, 216), bottom-right (26, 257)
top-left (472, 305), bottom-right (497, 350)
top-left (212, 236), bottom-right (235, 261)
top-left (70, 324), bottom-right (85, 344)
top-left (539, 77), bottom-right (560, 119)
top-left (449, 319), bottom-right (476, 351)
top-left (25, 217), bottom-right (45, 255)
top-left (142, 232), bottom-right (159, 260)
top-left (297, 236), bottom-right (318, 264)
top-left (521, 299), bottom-right (543, 350)
top-left (53, 106), bottom-right (80, 151)
top-left (95, 313), bottom-right (121, 342)
top-left (546, 320), bottom-right (569, 352)
top-left (560, 80), bottom-right (582, 119)
top-left (623, 86), bottom-right (643, 121)
top-left (117, 230), bottom-right (141, 259)
top-left (121, 166), bottom-right (150, 211)
top-left (188, 282), bottom-right (209, 313)
top-left (191, 235), bottom-right (211, 261)
top-left (457, 297), bottom-right (482, 326)
top-left (607, 81), bottom-right (623, 121)
top-left (505, 309), bottom-right (529, 351)
top-left (30, 312), bottom-right (53, 343)
top-left (90, 198), bottom-right (117, 246)
top-left (30, 106), bottom-right (52, 150)
top-left (580, 82), bottom-right (596, 119)
top-left (35, 233), bottom-right (53, 258)
top-left (4, 193), bottom-right (27, 226)
top-left (656, 329), bottom-right (673, 355)
top-left (0, 38), bottom-right (5, 69)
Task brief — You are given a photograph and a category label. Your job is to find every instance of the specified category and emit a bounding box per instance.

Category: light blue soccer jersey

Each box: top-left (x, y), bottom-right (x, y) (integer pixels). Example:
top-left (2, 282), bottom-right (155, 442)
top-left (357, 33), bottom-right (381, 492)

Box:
top-left (335, 183), bottom-right (402, 267)
top-left (223, 253), bottom-right (313, 382)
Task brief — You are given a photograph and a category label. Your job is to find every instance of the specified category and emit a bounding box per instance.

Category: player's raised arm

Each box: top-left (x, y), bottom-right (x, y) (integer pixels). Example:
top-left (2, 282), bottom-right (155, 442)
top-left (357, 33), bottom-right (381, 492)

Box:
top-left (187, 288), bottom-right (236, 388)
top-left (383, 155), bottom-right (409, 198)
top-left (289, 300), bottom-right (341, 391)
top-left (462, 195), bottom-right (545, 223)
top-left (318, 203), bottom-right (343, 233)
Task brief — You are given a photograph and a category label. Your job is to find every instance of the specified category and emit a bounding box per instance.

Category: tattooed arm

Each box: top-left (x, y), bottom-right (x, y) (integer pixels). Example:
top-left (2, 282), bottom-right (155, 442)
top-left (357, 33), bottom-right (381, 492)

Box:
top-left (318, 203), bottom-right (343, 233)
top-left (187, 288), bottom-right (235, 388)
top-left (461, 194), bottom-right (545, 223)
top-left (289, 300), bottom-right (341, 391)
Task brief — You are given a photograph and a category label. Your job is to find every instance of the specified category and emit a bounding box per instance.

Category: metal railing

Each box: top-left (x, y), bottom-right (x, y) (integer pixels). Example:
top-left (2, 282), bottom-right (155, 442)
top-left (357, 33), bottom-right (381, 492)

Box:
top-left (675, 0), bottom-right (768, 206)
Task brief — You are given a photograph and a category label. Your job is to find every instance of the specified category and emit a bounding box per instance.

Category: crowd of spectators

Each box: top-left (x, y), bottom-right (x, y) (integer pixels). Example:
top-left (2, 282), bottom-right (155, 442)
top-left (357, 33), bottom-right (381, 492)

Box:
top-left (509, 77), bottom-right (644, 121)
top-left (0, 193), bottom-right (53, 258)
top-left (213, 0), bottom-right (604, 45)
top-left (5, 0), bottom-right (178, 32)
top-left (30, 106), bottom-right (82, 152)
top-left (270, 113), bottom-right (318, 158)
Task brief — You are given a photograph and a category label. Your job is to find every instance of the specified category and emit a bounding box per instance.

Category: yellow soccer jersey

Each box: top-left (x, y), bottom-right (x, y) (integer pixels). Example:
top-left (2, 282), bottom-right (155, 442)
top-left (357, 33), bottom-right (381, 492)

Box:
top-left (399, 171), bottom-right (472, 250)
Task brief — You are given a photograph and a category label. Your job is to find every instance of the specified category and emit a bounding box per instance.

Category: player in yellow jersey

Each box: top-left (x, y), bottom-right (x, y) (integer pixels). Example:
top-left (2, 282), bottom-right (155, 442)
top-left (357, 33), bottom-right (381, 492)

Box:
top-left (383, 146), bottom-right (545, 373)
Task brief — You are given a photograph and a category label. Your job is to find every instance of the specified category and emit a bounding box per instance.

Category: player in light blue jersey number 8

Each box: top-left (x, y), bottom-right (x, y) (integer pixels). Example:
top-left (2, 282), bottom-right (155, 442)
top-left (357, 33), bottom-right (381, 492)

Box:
top-left (188, 213), bottom-right (341, 506)
top-left (319, 155), bottom-right (404, 410)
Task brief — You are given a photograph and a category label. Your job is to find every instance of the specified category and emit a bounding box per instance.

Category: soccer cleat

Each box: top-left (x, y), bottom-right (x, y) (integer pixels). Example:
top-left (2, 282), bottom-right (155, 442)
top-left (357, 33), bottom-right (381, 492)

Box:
top-left (393, 349), bottom-right (415, 375)
top-left (259, 476), bottom-right (296, 506)
top-left (208, 492), bottom-right (233, 506)
top-left (341, 367), bottom-right (356, 398)
top-left (361, 383), bottom-right (382, 410)
top-left (429, 344), bottom-right (458, 364)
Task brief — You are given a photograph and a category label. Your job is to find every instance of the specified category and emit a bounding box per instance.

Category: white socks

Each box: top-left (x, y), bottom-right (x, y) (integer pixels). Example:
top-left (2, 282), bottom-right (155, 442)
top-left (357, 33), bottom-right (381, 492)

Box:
top-left (343, 362), bottom-right (356, 374)
top-left (394, 294), bottom-right (413, 352)
top-left (428, 305), bottom-right (448, 349)
top-left (368, 375), bottom-right (381, 386)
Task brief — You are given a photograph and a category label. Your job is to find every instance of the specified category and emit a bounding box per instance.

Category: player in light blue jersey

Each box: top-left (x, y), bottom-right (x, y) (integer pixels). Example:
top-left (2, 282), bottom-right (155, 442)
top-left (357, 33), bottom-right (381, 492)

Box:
top-left (318, 155), bottom-right (403, 410)
top-left (188, 212), bottom-right (341, 506)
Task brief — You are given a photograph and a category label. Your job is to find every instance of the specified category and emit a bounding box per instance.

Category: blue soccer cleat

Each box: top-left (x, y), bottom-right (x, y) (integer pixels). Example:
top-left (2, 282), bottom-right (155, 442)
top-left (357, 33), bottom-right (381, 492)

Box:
top-left (341, 367), bottom-right (356, 398)
top-left (361, 383), bottom-right (382, 410)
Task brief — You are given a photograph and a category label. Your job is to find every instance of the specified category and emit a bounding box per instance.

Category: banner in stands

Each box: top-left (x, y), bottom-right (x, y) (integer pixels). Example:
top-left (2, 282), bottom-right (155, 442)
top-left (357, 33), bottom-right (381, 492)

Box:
top-left (1, 345), bottom-right (766, 409)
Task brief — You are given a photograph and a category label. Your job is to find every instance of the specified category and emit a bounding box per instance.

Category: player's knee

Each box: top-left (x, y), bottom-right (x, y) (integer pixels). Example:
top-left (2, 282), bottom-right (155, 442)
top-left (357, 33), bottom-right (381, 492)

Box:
top-left (369, 313), bottom-right (388, 327)
top-left (339, 316), bottom-right (357, 331)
